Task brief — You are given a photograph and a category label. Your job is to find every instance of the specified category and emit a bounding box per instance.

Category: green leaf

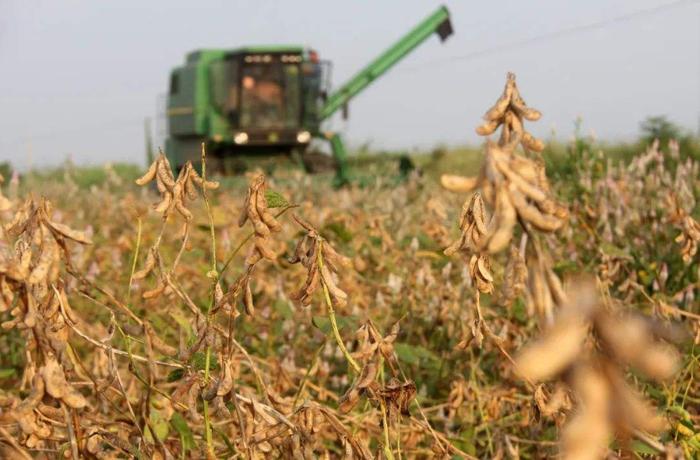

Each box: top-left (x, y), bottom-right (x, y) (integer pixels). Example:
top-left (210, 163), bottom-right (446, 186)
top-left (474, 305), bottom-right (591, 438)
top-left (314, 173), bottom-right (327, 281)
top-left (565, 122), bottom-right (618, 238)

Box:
top-left (511, 297), bottom-right (528, 324)
top-left (452, 426), bottom-right (477, 456)
top-left (323, 221), bottom-right (353, 243)
top-left (645, 385), bottom-right (665, 402)
top-left (0, 368), bottom-right (16, 379)
top-left (213, 426), bottom-right (237, 456)
top-left (667, 405), bottom-right (692, 422)
top-left (311, 315), bottom-right (357, 335)
top-left (273, 299), bottom-right (293, 321)
top-left (394, 343), bottom-right (440, 367)
top-left (394, 342), bottom-right (419, 365)
top-left (170, 413), bottom-right (195, 452)
top-left (540, 425), bottom-right (559, 442)
top-left (190, 352), bottom-right (219, 371)
top-left (416, 232), bottom-right (439, 251)
top-left (150, 410), bottom-right (170, 442)
top-left (143, 425), bottom-right (154, 444)
top-left (312, 316), bottom-right (331, 334)
top-left (265, 190), bottom-right (289, 208)
top-left (629, 439), bottom-right (659, 455)
top-left (171, 312), bottom-right (194, 339)
top-left (167, 368), bottom-right (185, 382)
top-left (599, 242), bottom-right (631, 259)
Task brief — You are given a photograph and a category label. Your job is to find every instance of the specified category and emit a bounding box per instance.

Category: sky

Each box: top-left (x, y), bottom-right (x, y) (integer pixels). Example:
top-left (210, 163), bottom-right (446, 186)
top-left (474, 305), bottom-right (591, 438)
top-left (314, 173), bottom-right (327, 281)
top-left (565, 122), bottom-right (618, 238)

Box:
top-left (0, 0), bottom-right (698, 170)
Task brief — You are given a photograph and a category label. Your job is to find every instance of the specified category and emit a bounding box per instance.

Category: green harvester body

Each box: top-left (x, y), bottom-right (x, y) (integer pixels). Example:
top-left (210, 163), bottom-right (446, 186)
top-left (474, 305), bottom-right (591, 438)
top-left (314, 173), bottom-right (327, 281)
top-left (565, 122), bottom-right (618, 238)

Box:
top-left (164, 6), bottom-right (453, 184)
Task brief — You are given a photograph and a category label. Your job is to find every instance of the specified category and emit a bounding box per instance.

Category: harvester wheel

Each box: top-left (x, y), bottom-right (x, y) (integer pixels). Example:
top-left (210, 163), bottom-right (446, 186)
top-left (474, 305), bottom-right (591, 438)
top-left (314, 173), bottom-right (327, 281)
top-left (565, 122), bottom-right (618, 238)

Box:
top-left (301, 151), bottom-right (338, 174)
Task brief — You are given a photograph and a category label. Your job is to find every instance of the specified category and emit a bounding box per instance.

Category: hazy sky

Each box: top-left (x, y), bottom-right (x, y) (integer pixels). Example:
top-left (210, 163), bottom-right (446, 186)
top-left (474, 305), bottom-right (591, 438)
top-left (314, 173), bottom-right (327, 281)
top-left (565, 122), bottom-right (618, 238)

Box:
top-left (1, 0), bottom-right (698, 169)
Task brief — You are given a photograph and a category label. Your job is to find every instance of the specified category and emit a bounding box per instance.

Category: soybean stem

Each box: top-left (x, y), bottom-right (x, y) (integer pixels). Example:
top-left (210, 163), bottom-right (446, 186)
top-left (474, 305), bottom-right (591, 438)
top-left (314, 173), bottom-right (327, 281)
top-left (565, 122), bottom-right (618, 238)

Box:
top-left (318, 241), bottom-right (360, 374)
top-left (200, 144), bottom-right (215, 456)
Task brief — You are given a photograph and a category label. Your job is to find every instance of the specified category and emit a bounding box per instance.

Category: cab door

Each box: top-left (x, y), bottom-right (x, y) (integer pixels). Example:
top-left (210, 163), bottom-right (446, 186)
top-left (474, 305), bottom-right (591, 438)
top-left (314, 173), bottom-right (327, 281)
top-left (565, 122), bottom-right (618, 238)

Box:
top-left (167, 66), bottom-right (197, 136)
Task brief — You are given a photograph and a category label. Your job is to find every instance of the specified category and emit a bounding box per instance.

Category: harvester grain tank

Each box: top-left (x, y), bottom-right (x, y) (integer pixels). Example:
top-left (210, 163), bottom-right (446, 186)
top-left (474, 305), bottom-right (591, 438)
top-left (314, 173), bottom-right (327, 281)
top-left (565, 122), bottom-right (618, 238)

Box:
top-left (165, 5), bottom-right (453, 184)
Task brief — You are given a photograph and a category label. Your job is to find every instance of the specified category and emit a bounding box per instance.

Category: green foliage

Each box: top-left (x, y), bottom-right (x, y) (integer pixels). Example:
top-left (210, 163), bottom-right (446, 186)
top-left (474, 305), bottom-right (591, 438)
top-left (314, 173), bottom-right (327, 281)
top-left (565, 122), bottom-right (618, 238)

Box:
top-left (510, 298), bottom-right (528, 324)
top-left (640, 115), bottom-right (683, 147)
top-left (0, 328), bottom-right (25, 383)
top-left (23, 163), bottom-right (142, 189)
top-left (637, 115), bottom-right (700, 169)
top-left (273, 299), bottom-right (293, 320)
top-left (166, 368), bottom-right (185, 382)
top-left (323, 221), bottom-right (353, 244)
top-left (170, 413), bottom-right (195, 453)
top-left (536, 116), bottom-right (699, 184)
top-left (264, 189), bottom-right (289, 208)
top-left (190, 351), bottom-right (219, 371)
top-left (145, 410), bottom-right (170, 442)
top-left (542, 120), bottom-right (699, 301)
top-left (312, 314), bottom-right (357, 335)
top-left (0, 161), bottom-right (13, 180)
top-left (394, 342), bottom-right (441, 369)
top-left (0, 368), bottom-right (16, 379)
top-left (416, 145), bottom-right (484, 180)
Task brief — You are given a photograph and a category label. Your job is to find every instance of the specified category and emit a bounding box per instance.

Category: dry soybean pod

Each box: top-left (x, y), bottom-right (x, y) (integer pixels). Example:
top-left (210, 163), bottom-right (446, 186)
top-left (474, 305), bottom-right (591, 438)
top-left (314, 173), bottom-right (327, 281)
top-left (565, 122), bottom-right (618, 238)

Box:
top-left (485, 189), bottom-right (517, 253)
top-left (476, 119), bottom-right (501, 136)
top-left (522, 131), bottom-right (545, 152)
top-left (135, 160), bottom-right (158, 185)
top-left (440, 174), bottom-right (481, 193)
top-left (509, 186), bottom-right (562, 232)
top-left (484, 74), bottom-right (515, 121)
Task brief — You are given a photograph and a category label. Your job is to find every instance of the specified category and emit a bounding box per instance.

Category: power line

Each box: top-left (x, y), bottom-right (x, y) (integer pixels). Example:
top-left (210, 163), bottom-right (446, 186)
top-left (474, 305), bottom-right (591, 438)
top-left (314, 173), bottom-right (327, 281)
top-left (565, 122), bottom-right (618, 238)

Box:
top-left (401, 0), bottom-right (699, 72)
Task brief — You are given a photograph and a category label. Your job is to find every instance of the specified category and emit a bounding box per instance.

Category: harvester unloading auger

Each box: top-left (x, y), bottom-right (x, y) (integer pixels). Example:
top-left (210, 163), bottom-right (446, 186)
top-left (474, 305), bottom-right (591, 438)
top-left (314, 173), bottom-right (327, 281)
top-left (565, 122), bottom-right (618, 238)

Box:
top-left (163, 6), bottom-right (453, 185)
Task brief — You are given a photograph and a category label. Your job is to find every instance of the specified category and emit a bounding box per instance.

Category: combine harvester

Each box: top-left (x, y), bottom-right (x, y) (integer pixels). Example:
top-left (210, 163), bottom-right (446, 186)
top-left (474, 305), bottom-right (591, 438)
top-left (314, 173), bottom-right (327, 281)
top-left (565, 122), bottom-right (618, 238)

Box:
top-left (164, 5), bottom-right (453, 185)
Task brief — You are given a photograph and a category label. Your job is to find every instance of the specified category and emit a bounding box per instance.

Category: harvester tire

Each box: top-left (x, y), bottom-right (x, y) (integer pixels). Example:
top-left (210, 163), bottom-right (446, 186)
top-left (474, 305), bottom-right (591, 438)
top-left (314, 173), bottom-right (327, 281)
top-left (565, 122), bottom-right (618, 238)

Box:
top-left (302, 152), bottom-right (338, 174)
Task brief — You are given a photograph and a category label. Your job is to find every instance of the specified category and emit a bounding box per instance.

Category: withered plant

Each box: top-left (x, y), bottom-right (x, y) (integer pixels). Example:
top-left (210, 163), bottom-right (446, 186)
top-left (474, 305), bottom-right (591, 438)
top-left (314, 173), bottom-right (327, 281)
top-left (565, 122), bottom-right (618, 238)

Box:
top-left (0, 198), bottom-right (92, 457)
top-left (443, 72), bottom-right (568, 354)
top-left (288, 214), bottom-right (359, 370)
top-left (133, 152), bottom-right (219, 299)
top-left (442, 72), bottom-right (688, 458)
top-left (236, 172), bottom-right (282, 315)
top-left (0, 74), bottom-right (697, 460)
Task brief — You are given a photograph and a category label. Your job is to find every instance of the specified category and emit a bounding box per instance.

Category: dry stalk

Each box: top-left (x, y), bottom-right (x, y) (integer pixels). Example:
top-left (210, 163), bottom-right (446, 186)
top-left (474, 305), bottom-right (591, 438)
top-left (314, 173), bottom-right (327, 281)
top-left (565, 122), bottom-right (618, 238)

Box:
top-left (289, 213), bottom-right (359, 372)
top-left (441, 73), bottom-right (686, 457)
top-left (444, 73), bottom-right (568, 354)
top-left (133, 152), bottom-right (219, 300)
top-left (235, 172), bottom-right (282, 316)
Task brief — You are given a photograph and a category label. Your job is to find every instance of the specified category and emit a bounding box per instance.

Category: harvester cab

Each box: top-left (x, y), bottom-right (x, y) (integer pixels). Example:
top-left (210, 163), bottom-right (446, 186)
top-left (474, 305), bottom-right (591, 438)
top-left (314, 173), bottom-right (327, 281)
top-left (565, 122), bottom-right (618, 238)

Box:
top-left (166, 47), bottom-right (328, 164)
top-left (164, 6), bottom-right (453, 185)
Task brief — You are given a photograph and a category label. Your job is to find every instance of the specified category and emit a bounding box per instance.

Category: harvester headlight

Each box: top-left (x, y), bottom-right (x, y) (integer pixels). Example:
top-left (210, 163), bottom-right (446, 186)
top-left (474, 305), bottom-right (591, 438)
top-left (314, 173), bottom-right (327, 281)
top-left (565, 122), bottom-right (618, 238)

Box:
top-left (233, 132), bottom-right (249, 144)
top-left (296, 130), bottom-right (311, 143)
